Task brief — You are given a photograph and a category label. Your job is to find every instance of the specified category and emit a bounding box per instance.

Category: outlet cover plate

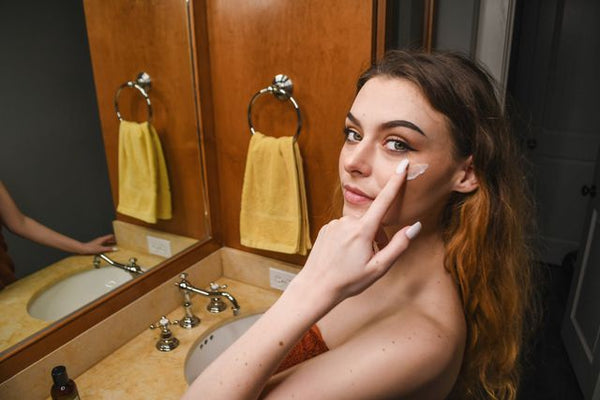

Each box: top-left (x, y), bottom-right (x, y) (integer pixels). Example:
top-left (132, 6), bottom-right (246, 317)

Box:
top-left (269, 268), bottom-right (296, 291)
top-left (146, 235), bottom-right (172, 257)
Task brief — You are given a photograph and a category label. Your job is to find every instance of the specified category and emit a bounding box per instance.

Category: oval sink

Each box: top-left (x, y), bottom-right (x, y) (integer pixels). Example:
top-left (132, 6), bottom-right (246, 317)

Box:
top-left (27, 267), bottom-right (134, 321)
top-left (184, 313), bottom-right (263, 384)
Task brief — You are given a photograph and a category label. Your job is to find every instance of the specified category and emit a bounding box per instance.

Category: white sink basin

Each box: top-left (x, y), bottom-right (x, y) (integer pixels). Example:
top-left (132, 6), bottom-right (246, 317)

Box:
top-left (184, 313), bottom-right (263, 384)
top-left (27, 267), bottom-right (134, 321)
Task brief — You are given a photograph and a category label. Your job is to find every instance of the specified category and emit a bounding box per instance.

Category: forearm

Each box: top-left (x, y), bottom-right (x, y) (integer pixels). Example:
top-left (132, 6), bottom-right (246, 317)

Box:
top-left (12, 216), bottom-right (85, 254)
top-left (182, 276), bottom-right (333, 400)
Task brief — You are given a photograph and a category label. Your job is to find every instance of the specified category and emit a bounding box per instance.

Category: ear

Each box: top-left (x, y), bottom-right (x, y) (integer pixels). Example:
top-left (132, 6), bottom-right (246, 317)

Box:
top-left (452, 155), bottom-right (479, 193)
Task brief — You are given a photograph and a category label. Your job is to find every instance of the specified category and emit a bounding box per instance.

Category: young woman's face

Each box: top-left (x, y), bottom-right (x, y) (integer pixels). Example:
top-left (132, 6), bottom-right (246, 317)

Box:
top-left (339, 76), bottom-right (467, 232)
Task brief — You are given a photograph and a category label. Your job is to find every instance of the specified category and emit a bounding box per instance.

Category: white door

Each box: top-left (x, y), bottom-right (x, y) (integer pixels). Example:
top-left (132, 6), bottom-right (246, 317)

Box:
top-left (562, 148), bottom-right (600, 400)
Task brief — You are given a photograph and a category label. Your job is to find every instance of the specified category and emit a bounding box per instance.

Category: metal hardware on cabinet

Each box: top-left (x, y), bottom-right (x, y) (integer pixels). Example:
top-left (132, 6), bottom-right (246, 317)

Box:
top-left (247, 74), bottom-right (302, 140)
top-left (582, 185), bottom-right (597, 197)
top-left (114, 71), bottom-right (153, 122)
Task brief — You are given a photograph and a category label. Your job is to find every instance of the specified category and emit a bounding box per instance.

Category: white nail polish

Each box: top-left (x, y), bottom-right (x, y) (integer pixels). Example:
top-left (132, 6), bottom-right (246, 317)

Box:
top-left (396, 158), bottom-right (410, 174)
top-left (405, 221), bottom-right (422, 239)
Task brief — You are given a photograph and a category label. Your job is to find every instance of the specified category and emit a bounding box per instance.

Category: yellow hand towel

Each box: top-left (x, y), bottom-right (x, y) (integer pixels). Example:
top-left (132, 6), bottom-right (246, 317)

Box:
top-left (240, 132), bottom-right (311, 255)
top-left (117, 120), bottom-right (172, 223)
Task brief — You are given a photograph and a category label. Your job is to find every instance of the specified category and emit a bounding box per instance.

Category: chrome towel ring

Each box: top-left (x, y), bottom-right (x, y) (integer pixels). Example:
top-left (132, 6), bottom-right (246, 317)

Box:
top-left (247, 74), bottom-right (302, 140)
top-left (114, 72), bottom-right (153, 122)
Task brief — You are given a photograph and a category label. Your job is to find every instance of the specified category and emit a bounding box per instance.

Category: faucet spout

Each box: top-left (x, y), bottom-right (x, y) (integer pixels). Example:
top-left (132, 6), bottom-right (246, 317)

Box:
top-left (218, 291), bottom-right (241, 315)
top-left (94, 253), bottom-right (145, 276)
top-left (175, 274), bottom-right (241, 315)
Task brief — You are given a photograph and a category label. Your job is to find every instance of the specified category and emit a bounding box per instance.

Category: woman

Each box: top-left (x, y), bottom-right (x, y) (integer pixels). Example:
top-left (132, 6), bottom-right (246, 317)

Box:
top-left (183, 51), bottom-right (535, 399)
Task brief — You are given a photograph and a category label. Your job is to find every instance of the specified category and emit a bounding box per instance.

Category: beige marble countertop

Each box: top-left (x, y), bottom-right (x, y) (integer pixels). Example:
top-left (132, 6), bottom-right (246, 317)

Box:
top-left (0, 249), bottom-right (167, 353)
top-left (72, 277), bottom-right (280, 399)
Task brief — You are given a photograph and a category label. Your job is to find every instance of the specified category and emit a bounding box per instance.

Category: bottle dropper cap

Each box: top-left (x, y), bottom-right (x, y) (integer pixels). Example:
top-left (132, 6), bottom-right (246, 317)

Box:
top-left (51, 365), bottom-right (69, 386)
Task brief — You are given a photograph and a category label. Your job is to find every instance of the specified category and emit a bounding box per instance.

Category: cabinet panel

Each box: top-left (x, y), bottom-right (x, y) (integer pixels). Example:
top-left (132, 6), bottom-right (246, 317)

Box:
top-left (205, 0), bottom-right (375, 263)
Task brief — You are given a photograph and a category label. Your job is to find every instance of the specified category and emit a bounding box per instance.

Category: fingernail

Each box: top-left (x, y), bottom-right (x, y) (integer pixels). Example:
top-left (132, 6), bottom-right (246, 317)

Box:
top-left (396, 158), bottom-right (410, 174)
top-left (112, 247), bottom-right (119, 251)
top-left (405, 221), bottom-right (422, 239)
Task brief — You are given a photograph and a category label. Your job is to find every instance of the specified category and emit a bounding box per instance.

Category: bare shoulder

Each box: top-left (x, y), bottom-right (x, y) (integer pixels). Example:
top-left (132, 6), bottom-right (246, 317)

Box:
top-left (348, 306), bottom-right (466, 398)
top-left (265, 306), bottom-right (465, 400)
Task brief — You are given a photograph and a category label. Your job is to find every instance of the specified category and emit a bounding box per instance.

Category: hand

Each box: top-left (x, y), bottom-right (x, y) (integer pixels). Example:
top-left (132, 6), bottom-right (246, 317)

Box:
top-left (78, 234), bottom-right (117, 255)
top-left (297, 160), bottom-right (421, 305)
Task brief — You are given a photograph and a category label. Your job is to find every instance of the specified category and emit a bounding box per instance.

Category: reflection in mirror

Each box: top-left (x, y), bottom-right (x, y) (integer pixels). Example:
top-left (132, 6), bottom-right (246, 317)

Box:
top-left (0, 0), bottom-right (210, 361)
top-left (0, 220), bottom-right (198, 353)
top-left (0, 0), bottom-right (117, 352)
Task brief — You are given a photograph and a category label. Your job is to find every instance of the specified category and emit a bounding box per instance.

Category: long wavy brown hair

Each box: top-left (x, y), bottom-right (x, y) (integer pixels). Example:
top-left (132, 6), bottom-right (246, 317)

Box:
top-left (357, 50), bottom-right (537, 399)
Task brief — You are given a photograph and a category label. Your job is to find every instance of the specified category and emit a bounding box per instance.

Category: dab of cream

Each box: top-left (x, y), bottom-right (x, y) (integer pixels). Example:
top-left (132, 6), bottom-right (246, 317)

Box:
top-left (407, 163), bottom-right (429, 181)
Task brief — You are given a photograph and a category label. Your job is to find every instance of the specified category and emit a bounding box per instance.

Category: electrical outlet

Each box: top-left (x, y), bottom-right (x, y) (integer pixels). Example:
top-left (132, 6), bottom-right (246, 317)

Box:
top-left (146, 235), bottom-right (172, 257)
top-left (269, 267), bottom-right (297, 291)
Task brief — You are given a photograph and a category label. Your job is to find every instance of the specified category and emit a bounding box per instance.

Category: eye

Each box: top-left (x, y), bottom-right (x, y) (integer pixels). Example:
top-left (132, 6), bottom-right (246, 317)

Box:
top-left (384, 138), bottom-right (413, 152)
top-left (343, 127), bottom-right (362, 143)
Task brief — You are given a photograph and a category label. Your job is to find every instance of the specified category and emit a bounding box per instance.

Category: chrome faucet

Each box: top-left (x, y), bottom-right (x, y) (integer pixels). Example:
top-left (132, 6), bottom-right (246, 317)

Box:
top-left (93, 253), bottom-right (145, 276)
top-left (175, 273), bottom-right (241, 317)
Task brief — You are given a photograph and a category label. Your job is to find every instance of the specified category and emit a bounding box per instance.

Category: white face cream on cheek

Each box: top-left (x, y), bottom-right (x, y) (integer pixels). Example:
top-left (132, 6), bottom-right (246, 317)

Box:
top-left (406, 163), bottom-right (429, 181)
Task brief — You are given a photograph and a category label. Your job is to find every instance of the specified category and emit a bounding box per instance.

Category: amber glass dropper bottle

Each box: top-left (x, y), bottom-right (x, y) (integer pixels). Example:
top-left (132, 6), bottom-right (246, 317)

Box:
top-left (50, 365), bottom-right (81, 400)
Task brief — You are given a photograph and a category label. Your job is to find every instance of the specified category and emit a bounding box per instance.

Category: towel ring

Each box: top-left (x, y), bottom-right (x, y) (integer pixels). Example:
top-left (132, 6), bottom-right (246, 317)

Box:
top-left (247, 74), bottom-right (302, 140)
top-left (114, 72), bottom-right (153, 122)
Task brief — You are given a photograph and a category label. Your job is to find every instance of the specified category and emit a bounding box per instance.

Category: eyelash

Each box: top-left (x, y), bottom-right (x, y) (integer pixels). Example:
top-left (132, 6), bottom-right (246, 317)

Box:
top-left (343, 127), bottom-right (414, 153)
top-left (343, 127), bottom-right (362, 142)
top-left (384, 139), bottom-right (413, 152)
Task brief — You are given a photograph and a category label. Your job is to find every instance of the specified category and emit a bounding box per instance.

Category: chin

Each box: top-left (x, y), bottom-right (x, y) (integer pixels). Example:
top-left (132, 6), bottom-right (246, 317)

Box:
top-left (342, 204), bottom-right (367, 218)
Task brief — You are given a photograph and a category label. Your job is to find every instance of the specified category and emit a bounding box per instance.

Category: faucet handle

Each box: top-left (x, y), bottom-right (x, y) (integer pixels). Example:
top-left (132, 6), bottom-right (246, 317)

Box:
top-left (209, 282), bottom-right (227, 291)
top-left (150, 316), bottom-right (179, 329)
top-left (149, 316), bottom-right (180, 352)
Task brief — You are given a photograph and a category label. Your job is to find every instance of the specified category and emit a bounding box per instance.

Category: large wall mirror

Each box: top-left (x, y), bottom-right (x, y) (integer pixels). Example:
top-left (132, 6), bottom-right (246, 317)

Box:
top-left (0, 0), bottom-right (216, 377)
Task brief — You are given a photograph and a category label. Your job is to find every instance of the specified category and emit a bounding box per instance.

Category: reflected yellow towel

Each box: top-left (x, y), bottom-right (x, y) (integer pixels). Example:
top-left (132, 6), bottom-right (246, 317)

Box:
top-left (240, 132), bottom-right (311, 255)
top-left (117, 120), bottom-right (172, 223)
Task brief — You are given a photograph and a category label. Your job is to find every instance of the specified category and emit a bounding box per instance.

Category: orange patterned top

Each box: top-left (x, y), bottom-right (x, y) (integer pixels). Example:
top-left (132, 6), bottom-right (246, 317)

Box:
top-left (275, 324), bottom-right (329, 374)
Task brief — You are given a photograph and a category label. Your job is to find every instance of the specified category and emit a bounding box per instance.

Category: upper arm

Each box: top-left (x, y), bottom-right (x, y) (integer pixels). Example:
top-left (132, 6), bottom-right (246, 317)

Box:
top-left (262, 315), bottom-right (464, 400)
top-left (0, 182), bottom-right (26, 232)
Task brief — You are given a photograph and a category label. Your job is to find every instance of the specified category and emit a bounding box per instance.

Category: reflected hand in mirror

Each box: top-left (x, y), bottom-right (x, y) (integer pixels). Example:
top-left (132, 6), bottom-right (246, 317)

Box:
top-left (0, 181), bottom-right (116, 289)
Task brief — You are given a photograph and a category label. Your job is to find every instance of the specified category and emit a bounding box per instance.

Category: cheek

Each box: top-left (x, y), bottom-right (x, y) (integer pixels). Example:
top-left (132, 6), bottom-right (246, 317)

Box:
top-left (381, 166), bottom-right (453, 226)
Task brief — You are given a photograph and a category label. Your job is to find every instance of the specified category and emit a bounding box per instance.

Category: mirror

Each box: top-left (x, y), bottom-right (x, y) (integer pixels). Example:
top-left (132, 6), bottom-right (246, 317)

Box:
top-left (0, 0), bottom-right (211, 359)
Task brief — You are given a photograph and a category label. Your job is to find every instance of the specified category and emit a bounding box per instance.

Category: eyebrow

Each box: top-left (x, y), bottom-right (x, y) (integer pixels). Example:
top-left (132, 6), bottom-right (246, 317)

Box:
top-left (347, 112), bottom-right (427, 136)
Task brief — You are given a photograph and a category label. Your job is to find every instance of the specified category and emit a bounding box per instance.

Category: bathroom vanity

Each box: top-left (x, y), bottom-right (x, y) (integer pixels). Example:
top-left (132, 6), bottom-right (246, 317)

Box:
top-left (0, 248), bottom-right (298, 399)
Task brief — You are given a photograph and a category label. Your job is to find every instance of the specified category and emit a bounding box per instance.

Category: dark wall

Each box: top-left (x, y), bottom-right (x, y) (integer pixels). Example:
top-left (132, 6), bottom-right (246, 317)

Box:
top-left (0, 1), bottom-right (114, 279)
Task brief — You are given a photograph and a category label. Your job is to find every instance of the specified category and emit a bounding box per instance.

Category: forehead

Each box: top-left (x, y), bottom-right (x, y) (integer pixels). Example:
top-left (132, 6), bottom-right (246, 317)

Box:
top-left (350, 77), bottom-right (449, 136)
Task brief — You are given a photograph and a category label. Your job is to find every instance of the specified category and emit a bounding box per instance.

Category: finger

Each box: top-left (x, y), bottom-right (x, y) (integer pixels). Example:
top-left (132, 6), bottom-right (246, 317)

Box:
top-left (100, 233), bottom-right (116, 242)
top-left (373, 228), bottom-right (389, 251)
top-left (362, 159), bottom-right (409, 233)
top-left (366, 222), bottom-right (421, 275)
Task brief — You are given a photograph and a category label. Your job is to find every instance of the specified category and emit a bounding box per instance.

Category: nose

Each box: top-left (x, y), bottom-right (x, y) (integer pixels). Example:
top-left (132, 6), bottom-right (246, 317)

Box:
top-left (342, 141), bottom-right (373, 177)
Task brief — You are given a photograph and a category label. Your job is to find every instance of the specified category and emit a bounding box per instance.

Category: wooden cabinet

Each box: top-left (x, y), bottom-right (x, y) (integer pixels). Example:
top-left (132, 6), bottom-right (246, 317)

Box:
top-left (204, 0), bottom-right (382, 264)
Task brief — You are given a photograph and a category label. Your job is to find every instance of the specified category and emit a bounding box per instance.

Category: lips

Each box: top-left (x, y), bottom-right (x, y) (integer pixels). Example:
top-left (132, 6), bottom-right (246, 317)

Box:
top-left (343, 185), bottom-right (374, 205)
